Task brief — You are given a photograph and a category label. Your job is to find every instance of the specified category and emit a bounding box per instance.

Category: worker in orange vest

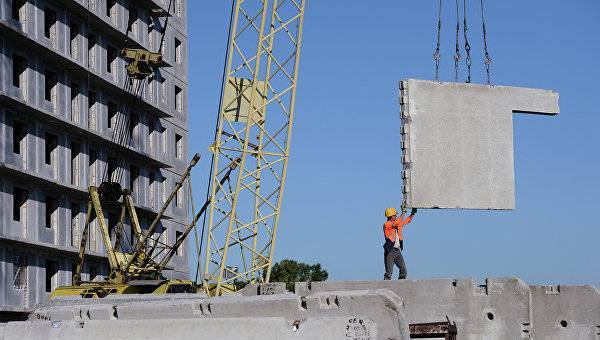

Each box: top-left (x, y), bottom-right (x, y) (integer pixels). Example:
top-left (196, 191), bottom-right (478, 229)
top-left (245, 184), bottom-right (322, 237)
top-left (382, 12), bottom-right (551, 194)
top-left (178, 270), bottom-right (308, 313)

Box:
top-left (383, 207), bottom-right (417, 280)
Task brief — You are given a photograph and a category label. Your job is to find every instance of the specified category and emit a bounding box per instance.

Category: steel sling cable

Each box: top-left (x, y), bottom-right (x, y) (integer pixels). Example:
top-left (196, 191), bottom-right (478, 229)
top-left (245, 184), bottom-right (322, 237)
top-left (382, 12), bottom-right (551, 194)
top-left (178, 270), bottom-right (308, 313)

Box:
top-left (101, 76), bottom-right (135, 183)
top-left (115, 0), bottom-right (169, 186)
top-left (108, 81), bottom-right (130, 182)
top-left (194, 0), bottom-right (236, 284)
top-left (118, 77), bottom-right (145, 183)
top-left (433, 0), bottom-right (442, 81)
top-left (158, 0), bottom-right (174, 55)
top-left (115, 78), bottom-right (146, 184)
top-left (111, 1), bottom-right (153, 184)
top-left (480, 0), bottom-right (492, 84)
top-left (103, 0), bottom-right (154, 185)
top-left (103, 76), bottom-right (138, 184)
top-left (137, 0), bottom-right (174, 268)
top-left (100, 78), bottom-right (129, 183)
top-left (113, 79), bottom-right (134, 161)
top-left (454, 0), bottom-right (461, 81)
top-left (106, 76), bottom-right (146, 186)
top-left (463, 0), bottom-right (472, 83)
top-left (188, 173), bottom-right (199, 267)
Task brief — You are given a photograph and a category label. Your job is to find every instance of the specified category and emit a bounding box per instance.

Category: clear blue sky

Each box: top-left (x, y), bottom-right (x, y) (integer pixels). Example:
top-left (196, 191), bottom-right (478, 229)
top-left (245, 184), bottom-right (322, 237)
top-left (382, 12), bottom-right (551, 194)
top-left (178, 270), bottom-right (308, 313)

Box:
top-left (186, 1), bottom-right (600, 286)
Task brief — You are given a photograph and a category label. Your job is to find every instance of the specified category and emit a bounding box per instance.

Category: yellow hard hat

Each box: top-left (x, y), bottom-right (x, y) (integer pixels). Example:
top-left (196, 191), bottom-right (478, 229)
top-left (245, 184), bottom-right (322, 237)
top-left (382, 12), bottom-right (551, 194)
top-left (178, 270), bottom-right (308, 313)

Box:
top-left (385, 207), bottom-right (397, 218)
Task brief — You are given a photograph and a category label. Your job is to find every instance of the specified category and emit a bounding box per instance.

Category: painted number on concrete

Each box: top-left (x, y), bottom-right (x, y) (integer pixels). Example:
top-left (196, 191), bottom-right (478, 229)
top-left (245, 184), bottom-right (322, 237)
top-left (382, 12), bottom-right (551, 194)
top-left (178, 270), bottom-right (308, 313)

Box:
top-left (345, 317), bottom-right (376, 340)
top-left (259, 283), bottom-right (277, 295)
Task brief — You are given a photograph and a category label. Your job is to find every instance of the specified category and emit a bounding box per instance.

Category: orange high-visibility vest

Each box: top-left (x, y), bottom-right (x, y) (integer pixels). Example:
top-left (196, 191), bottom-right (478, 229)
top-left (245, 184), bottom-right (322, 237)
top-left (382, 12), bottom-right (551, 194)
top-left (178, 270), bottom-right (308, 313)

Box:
top-left (383, 214), bottom-right (414, 242)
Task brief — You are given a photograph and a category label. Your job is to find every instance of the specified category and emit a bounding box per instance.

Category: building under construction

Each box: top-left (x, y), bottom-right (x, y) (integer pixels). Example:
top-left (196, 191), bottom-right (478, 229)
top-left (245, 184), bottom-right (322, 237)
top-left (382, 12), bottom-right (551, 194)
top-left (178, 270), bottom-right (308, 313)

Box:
top-left (0, 0), bottom-right (189, 315)
top-left (0, 1), bottom-right (598, 338)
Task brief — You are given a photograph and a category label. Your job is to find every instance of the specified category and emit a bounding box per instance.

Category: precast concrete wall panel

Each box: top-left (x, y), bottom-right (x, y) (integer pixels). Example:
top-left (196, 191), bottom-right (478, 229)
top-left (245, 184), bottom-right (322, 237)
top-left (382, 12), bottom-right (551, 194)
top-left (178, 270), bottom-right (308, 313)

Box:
top-left (1, 317), bottom-right (393, 340)
top-left (3, 278), bottom-right (598, 339)
top-left (297, 278), bottom-right (532, 339)
top-left (530, 285), bottom-right (600, 340)
top-left (295, 278), bottom-right (599, 340)
top-left (7, 290), bottom-right (412, 339)
top-left (399, 79), bottom-right (558, 210)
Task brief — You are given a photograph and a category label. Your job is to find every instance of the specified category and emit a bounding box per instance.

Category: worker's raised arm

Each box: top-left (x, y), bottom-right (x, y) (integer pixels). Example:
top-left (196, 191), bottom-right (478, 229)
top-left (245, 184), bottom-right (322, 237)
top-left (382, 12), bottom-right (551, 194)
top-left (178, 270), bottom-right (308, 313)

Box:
top-left (404, 208), bottom-right (418, 224)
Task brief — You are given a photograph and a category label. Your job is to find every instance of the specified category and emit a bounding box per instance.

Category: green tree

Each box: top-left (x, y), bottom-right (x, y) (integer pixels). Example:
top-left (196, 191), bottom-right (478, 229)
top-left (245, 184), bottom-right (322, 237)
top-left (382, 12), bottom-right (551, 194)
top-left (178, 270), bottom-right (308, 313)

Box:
top-left (267, 259), bottom-right (329, 291)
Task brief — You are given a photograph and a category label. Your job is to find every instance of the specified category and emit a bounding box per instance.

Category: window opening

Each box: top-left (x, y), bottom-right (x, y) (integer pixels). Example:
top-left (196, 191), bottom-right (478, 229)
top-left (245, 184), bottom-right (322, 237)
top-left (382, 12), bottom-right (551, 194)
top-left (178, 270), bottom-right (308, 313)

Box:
top-left (13, 187), bottom-right (27, 222)
top-left (43, 7), bottom-right (57, 40)
top-left (71, 142), bottom-right (81, 185)
top-left (13, 256), bottom-right (28, 290)
top-left (12, 54), bottom-right (26, 88)
top-left (45, 195), bottom-right (57, 229)
top-left (12, 121), bottom-right (26, 154)
top-left (45, 260), bottom-right (58, 292)
top-left (44, 132), bottom-right (57, 165)
top-left (71, 202), bottom-right (81, 246)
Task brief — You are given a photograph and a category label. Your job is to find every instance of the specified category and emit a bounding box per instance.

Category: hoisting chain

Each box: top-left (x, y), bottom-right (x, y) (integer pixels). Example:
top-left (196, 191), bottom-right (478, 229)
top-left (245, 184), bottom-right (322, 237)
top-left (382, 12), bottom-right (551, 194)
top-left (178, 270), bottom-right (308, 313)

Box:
top-left (480, 0), bottom-right (492, 84)
top-left (462, 0), bottom-right (472, 83)
top-left (433, 0), bottom-right (442, 80)
top-left (454, 0), bottom-right (461, 81)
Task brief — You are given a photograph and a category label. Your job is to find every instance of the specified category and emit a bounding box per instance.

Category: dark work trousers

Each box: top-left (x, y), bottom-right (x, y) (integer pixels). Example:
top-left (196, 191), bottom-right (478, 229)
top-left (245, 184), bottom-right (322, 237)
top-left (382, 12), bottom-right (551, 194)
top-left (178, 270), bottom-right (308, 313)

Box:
top-left (384, 244), bottom-right (406, 280)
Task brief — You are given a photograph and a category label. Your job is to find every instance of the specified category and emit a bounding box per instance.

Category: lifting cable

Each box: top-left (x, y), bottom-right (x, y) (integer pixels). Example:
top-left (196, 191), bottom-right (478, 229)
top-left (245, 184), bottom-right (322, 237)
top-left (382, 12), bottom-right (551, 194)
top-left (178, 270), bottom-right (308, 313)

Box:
top-left (140, 0), bottom-right (174, 255)
top-left (103, 0), bottom-right (172, 185)
top-left (433, 0), bottom-right (442, 81)
top-left (103, 0), bottom-right (154, 184)
top-left (462, 0), bottom-right (472, 83)
top-left (453, 0), bottom-right (461, 82)
top-left (194, 0), bottom-right (237, 284)
top-left (101, 76), bottom-right (145, 184)
top-left (433, 0), bottom-right (493, 84)
top-left (158, 0), bottom-right (174, 55)
top-left (479, 0), bottom-right (492, 84)
top-left (189, 173), bottom-right (199, 264)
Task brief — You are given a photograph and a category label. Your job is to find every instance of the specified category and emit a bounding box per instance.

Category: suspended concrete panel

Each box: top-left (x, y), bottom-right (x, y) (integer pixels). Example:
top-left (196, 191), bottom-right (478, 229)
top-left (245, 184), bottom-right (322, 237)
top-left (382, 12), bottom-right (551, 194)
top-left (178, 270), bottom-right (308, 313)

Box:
top-left (399, 79), bottom-right (559, 210)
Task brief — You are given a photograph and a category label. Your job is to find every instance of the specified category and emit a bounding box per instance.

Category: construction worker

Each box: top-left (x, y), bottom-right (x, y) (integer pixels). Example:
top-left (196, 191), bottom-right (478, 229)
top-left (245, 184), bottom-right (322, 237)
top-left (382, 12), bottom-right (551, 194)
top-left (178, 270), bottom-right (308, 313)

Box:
top-left (383, 207), bottom-right (417, 280)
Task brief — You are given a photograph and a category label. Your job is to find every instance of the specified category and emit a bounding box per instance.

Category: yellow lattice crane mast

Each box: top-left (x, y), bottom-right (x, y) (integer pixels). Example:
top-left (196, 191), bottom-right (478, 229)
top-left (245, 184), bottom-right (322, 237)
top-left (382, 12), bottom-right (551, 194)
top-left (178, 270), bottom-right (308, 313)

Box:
top-left (202, 0), bottom-right (306, 295)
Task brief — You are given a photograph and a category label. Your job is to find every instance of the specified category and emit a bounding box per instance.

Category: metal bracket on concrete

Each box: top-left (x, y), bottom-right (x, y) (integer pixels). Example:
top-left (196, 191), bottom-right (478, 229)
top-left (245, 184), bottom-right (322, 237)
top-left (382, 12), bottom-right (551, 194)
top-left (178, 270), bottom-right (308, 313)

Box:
top-left (409, 316), bottom-right (457, 339)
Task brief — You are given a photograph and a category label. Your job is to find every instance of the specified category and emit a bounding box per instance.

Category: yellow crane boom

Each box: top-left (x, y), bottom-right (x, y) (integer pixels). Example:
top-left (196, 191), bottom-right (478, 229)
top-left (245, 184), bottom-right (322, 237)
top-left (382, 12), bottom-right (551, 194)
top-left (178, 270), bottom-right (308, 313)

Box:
top-left (202, 0), bottom-right (306, 295)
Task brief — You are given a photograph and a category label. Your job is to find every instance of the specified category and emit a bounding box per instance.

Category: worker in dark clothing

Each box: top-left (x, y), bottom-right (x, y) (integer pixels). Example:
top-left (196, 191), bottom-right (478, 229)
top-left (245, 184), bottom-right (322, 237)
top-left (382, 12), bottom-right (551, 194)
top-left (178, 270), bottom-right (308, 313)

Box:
top-left (383, 207), bottom-right (417, 280)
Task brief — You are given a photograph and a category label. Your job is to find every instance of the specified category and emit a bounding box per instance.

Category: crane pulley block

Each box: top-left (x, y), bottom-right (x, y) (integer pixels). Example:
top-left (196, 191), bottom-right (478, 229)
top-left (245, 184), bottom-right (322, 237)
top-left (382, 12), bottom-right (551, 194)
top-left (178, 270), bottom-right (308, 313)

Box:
top-left (98, 181), bottom-right (123, 202)
top-left (121, 48), bottom-right (168, 80)
top-left (151, 7), bottom-right (169, 17)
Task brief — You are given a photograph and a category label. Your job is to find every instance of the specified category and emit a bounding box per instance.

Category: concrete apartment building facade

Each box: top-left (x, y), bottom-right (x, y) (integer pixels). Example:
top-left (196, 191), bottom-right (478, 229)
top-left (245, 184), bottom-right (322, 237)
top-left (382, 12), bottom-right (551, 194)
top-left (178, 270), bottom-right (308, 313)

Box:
top-left (0, 0), bottom-right (189, 313)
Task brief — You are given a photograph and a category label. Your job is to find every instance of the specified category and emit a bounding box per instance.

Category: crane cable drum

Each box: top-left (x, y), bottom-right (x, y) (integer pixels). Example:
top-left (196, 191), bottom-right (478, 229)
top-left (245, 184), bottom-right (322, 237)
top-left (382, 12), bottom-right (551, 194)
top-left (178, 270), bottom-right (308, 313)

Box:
top-left (432, 0), bottom-right (492, 84)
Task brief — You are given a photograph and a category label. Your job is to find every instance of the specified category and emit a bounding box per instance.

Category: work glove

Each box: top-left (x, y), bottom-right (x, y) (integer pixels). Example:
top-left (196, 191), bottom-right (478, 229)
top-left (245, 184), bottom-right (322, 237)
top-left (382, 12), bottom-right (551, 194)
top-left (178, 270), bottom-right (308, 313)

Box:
top-left (411, 208), bottom-right (417, 215)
